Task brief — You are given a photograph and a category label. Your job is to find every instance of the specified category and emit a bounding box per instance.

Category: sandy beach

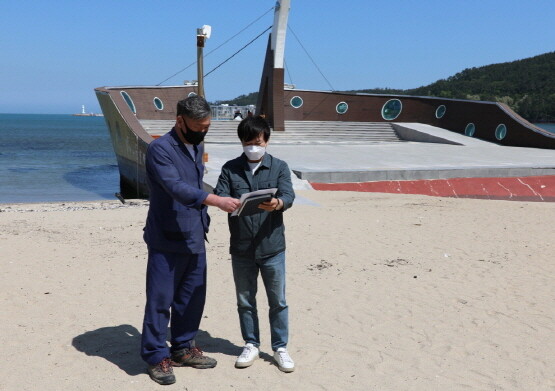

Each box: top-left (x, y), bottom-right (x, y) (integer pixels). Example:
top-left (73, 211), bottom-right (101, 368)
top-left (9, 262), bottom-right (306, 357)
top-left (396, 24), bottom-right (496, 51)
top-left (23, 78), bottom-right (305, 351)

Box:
top-left (1, 190), bottom-right (554, 391)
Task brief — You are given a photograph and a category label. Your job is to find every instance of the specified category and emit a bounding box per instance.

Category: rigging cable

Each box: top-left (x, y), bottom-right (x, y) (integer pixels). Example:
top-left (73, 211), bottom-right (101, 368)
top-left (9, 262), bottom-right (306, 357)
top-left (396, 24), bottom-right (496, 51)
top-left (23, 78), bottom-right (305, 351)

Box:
top-left (284, 58), bottom-right (294, 86)
top-left (287, 25), bottom-right (336, 91)
top-left (156, 6), bottom-right (274, 86)
top-left (204, 26), bottom-right (271, 78)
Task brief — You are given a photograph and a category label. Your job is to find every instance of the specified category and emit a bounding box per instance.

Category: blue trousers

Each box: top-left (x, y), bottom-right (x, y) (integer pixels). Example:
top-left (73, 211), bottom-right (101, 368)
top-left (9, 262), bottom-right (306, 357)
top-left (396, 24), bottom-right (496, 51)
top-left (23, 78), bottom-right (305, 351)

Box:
top-left (231, 251), bottom-right (288, 351)
top-left (141, 249), bottom-right (207, 365)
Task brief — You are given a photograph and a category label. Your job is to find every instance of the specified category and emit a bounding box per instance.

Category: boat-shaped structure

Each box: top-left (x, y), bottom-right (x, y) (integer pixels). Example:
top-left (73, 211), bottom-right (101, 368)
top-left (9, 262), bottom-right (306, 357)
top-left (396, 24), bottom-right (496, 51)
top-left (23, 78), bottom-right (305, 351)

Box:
top-left (95, 85), bottom-right (198, 197)
top-left (96, 0), bottom-right (555, 200)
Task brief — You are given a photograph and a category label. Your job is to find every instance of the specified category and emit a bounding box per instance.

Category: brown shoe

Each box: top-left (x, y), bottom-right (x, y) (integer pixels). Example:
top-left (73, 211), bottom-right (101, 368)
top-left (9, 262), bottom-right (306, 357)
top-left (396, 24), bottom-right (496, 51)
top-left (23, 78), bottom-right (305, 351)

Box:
top-left (147, 358), bottom-right (176, 385)
top-left (171, 346), bottom-right (217, 369)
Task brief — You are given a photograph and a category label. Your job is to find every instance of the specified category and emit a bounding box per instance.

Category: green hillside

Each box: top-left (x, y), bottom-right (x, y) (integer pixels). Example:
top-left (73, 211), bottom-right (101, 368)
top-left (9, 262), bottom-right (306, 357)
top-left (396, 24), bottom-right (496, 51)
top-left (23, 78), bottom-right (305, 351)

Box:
top-left (212, 92), bottom-right (258, 107)
top-left (214, 51), bottom-right (555, 122)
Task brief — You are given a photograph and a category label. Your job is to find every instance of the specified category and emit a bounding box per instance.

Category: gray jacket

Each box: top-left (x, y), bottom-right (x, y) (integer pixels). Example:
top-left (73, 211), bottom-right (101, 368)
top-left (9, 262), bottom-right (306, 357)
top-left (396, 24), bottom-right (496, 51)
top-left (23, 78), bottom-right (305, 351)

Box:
top-left (214, 153), bottom-right (295, 259)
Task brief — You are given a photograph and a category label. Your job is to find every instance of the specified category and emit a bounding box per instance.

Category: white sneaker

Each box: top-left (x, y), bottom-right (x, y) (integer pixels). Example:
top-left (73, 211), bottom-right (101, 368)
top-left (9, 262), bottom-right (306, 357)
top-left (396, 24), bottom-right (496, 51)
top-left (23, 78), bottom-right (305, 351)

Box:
top-left (273, 347), bottom-right (295, 372)
top-left (235, 343), bottom-right (259, 368)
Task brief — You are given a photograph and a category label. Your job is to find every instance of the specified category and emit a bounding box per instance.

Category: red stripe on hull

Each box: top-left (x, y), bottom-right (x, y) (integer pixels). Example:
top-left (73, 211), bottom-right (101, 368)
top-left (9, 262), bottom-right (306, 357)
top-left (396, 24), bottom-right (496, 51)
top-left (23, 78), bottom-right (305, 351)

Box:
top-left (310, 176), bottom-right (555, 202)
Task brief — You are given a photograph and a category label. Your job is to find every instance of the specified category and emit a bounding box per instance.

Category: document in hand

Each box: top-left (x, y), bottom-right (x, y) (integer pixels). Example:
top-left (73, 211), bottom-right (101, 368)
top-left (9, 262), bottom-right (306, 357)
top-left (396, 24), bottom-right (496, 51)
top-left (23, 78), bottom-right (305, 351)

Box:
top-left (231, 188), bottom-right (277, 217)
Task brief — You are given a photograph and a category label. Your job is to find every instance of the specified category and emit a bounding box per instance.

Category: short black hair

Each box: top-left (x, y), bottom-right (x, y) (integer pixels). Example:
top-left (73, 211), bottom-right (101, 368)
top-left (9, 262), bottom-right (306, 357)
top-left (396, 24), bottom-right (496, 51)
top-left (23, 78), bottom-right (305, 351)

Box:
top-left (176, 95), bottom-right (211, 119)
top-left (237, 115), bottom-right (271, 142)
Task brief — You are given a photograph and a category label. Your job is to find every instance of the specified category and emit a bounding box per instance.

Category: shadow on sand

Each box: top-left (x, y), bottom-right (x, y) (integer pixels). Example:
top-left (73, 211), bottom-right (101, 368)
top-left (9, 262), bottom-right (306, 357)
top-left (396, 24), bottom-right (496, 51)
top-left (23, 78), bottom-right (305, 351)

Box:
top-left (72, 324), bottom-right (242, 375)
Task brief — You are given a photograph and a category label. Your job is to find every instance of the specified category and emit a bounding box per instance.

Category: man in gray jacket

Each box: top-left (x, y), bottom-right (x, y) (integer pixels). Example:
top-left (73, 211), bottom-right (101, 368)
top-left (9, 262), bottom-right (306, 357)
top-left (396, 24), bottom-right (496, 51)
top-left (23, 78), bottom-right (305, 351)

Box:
top-left (214, 115), bottom-right (296, 373)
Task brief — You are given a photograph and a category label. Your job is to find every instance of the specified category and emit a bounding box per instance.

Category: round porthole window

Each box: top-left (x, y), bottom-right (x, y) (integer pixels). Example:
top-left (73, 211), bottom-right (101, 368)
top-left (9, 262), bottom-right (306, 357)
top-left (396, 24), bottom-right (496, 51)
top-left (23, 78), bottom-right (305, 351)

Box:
top-left (290, 96), bottom-right (303, 108)
top-left (495, 124), bottom-right (507, 140)
top-left (120, 91), bottom-right (136, 114)
top-left (465, 123), bottom-right (476, 137)
top-left (336, 101), bottom-right (348, 114)
top-left (381, 99), bottom-right (402, 120)
top-left (435, 105), bottom-right (446, 119)
top-left (153, 97), bottom-right (164, 110)
top-left (188, 92), bottom-right (197, 97)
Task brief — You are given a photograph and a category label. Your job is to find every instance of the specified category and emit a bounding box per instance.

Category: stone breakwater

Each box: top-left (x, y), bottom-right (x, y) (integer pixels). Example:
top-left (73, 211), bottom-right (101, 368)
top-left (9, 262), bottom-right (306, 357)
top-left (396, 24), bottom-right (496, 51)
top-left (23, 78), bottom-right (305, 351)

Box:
top-left (0, 200), bottom-right (149, 213)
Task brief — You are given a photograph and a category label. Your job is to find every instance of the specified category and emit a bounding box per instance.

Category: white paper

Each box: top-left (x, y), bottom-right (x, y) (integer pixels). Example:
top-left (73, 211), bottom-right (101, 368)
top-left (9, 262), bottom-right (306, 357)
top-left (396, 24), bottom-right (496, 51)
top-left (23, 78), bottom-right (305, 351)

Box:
top-left (231, 188), bottom-right (277, 216)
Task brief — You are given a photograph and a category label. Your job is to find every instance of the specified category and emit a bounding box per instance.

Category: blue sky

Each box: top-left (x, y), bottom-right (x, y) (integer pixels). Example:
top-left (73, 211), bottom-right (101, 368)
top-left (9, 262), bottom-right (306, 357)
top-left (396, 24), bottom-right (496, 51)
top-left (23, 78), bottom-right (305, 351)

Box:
top-left (1, 0), bottom-right (554, 114)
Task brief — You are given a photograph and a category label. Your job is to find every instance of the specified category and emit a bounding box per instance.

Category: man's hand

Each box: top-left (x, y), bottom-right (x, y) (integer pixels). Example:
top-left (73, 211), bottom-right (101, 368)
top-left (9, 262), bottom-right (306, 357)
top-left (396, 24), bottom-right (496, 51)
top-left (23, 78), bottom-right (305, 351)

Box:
top-left (217, 196), bottom-right (241, 213)
top-left (259, 197), bottom-right (281, 211)
top-left (204, 194), bottom-right (240, 212)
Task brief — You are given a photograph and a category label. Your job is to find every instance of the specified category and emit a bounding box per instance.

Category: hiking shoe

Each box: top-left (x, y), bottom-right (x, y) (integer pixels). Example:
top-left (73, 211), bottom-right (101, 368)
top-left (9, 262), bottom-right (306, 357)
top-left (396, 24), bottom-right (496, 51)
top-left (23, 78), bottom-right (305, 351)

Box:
top-left (235, 343), bottom-right (259, 368)
top-left (147, 358), bottom-right (176, 385)
top-left (273, 347), bottom-right (295, 372)
top-left (171, 346), bottom-right (217, 369)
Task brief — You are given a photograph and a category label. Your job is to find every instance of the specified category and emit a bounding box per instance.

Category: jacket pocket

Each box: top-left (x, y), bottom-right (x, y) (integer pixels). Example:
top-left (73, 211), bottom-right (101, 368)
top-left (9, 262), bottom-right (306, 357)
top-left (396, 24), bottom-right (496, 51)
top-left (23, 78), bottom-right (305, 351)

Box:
top-left (232, 181), bottom-right (251, 197)
top-left (161, 210), bottom-right (196, 241)
top-left (258, 180), bottom-right (278, 189)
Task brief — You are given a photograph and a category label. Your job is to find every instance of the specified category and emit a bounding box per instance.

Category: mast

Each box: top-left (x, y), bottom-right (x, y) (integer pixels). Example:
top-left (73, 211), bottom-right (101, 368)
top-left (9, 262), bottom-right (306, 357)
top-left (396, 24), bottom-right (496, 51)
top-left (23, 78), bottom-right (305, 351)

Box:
top-left (271, 0), bottom-right (290, 70)
top-left (256, 0), bottom-right (291, 131)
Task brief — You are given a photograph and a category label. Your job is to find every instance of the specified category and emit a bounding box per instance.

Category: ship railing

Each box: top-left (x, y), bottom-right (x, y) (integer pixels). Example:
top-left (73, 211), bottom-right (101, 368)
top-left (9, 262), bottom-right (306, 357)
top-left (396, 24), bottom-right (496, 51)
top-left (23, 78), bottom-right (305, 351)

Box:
top-left (210, 105), bottom-right (255, 121)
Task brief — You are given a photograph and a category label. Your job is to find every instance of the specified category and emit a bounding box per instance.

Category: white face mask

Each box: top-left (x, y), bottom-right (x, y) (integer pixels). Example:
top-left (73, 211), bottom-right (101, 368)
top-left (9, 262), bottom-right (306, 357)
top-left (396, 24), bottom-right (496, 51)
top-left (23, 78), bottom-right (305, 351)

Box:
top-left (243, 145), bottom-right (266, 161)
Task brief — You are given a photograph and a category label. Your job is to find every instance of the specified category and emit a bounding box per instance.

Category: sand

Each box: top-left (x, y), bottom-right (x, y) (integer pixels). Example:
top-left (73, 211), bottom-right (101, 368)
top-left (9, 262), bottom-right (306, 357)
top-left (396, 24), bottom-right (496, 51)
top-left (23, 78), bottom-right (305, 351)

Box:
top-left (1, 191), bottom-right (553, 391)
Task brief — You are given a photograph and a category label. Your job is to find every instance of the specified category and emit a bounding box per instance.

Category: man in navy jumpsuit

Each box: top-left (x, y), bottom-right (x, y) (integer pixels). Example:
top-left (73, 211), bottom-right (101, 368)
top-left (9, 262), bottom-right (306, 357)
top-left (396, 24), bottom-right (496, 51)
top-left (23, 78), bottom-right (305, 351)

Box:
top-left (141, 95), bottom-right (240, 385)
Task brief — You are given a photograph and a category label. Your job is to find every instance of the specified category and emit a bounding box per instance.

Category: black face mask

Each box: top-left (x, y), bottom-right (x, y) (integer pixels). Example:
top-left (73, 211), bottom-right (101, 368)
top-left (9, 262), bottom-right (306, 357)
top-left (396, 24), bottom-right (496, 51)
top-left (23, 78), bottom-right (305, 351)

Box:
top-left (182, 121), bottom-right (207, 145)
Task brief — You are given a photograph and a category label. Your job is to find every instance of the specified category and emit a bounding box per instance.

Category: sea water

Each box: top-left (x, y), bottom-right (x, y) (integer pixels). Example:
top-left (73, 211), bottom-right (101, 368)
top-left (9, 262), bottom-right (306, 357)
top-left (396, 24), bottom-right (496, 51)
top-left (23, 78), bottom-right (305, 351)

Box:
top-left (539, 123), bottom-right (555, 133)
top-left (0, 114), bottom-right (554, 204)
top-left (0, 114), bottom-right (118, 204)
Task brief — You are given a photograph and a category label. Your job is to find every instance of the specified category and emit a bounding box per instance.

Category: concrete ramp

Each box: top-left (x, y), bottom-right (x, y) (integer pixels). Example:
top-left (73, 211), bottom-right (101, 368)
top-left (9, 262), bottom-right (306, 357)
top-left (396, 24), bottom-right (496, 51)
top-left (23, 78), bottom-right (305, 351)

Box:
top-left (141, 119), bottom-right (555, 201)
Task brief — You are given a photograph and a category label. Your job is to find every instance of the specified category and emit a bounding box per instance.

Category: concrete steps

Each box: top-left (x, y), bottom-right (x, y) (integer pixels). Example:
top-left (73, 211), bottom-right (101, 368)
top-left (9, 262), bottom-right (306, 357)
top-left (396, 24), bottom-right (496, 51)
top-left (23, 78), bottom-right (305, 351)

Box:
top-left (139, 120), bottom-right (404, 145)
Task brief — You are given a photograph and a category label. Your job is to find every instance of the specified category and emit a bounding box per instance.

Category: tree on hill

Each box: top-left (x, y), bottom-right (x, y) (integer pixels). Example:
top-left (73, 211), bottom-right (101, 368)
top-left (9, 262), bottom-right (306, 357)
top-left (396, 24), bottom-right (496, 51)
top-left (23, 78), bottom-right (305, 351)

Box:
top-left (377, 51), bottom-right (555, 122)
top-left (210, 92), bottom-right (258, 107)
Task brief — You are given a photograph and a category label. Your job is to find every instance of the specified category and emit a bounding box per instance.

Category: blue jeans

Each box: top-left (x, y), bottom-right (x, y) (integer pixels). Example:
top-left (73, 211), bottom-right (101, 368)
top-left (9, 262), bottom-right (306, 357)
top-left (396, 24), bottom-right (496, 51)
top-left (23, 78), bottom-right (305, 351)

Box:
top-left (231, 251), bottom-right (288, 351)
